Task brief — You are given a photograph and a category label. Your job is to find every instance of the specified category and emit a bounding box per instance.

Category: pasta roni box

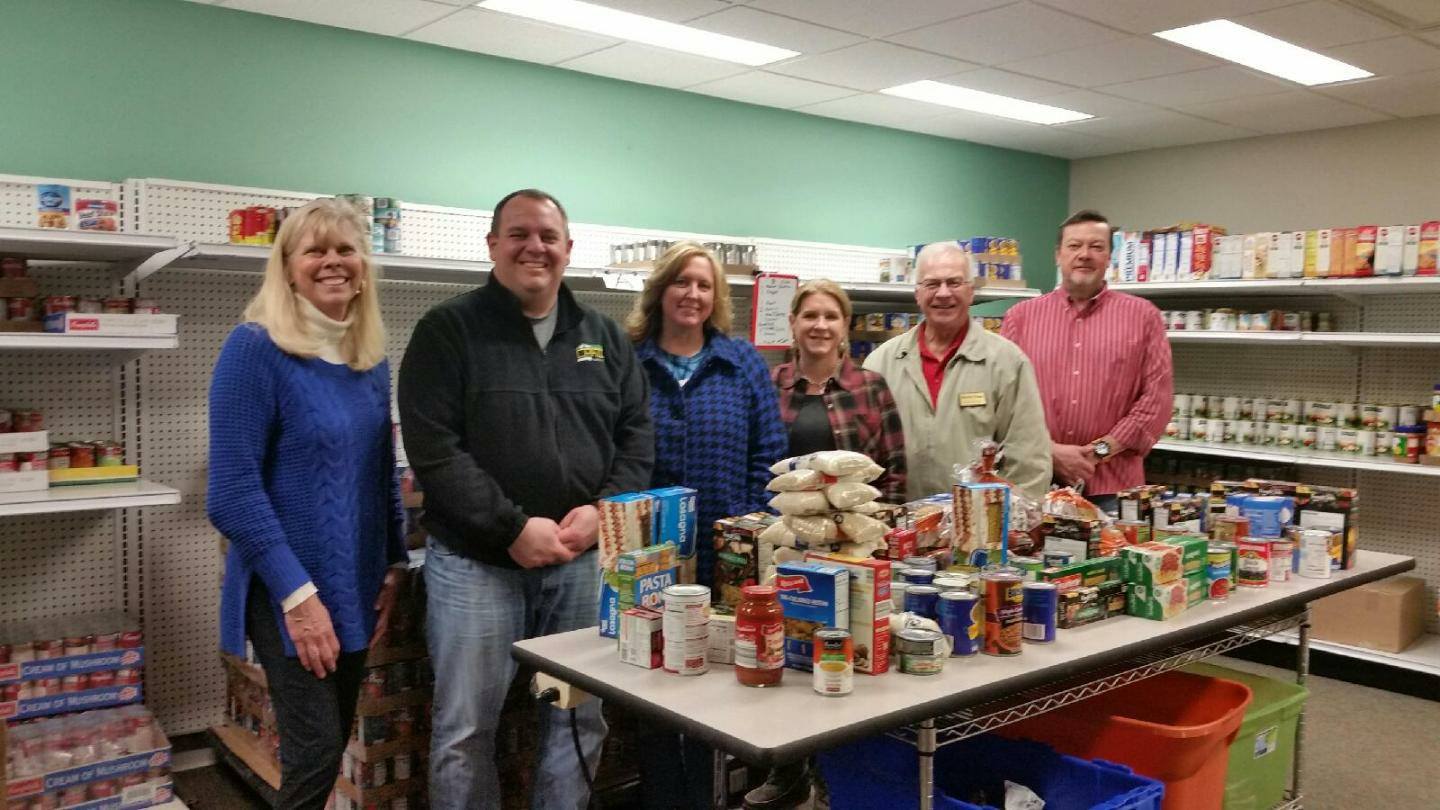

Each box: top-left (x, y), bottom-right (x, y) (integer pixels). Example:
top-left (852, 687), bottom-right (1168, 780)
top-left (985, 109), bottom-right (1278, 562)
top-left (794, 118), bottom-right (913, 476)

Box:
top-left (645, 486), bottom-right (698, 580)
top-left (598, 543), bottom-right (677, 638)
top-left (774, 561), bottom-right (850, 672)
top-left (804, 551), bottom-right (891, 674)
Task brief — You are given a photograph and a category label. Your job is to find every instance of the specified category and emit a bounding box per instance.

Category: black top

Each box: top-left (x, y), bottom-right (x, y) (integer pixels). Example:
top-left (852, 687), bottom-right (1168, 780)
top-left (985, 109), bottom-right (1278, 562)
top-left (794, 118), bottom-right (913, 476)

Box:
top-left (398, 280), bottom-right (655, 567)
top-left (786, 384), bottom-right (837, 457)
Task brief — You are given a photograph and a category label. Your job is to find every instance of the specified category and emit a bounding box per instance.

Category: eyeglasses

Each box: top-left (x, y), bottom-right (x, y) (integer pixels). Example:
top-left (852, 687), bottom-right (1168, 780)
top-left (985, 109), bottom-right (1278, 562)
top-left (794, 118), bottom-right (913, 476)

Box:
top-left (917, 277), bottom-right (972, 292)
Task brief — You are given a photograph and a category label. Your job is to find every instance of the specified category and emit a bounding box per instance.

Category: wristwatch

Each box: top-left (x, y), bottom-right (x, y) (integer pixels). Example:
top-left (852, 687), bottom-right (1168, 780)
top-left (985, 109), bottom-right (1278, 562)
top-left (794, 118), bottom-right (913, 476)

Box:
top-left (1091, 439), bottom-right (1112, 460)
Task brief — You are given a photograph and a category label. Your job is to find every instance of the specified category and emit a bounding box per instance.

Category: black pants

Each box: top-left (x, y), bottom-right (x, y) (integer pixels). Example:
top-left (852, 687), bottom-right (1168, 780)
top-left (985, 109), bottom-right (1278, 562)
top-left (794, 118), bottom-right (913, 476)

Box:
top-left (246, 580), bottom-right (368, 810)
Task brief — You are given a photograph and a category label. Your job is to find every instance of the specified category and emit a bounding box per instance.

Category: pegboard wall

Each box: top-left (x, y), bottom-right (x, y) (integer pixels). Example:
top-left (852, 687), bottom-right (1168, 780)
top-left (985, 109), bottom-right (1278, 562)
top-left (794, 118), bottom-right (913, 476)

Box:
top-left (0, 173), bottom-right (119, 230)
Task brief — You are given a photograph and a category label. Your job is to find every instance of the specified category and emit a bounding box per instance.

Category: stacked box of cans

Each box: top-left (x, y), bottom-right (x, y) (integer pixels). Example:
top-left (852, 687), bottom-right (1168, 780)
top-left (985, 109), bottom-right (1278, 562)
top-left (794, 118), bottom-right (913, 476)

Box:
top-left (2, 705), bottom-right (173, 809)
top-left (1167, 391), bottom-right (1433, 461)
top-left (608, 241), bottom-right (755, 268)
top-left (909, 237), bottom-right (1024, 286)
top-left (0, 612), bottom-right (144, 718)
top-left (0, 408), bottom-right (48, 493)
top-left (1160, 308), bottom-right (1331, 332)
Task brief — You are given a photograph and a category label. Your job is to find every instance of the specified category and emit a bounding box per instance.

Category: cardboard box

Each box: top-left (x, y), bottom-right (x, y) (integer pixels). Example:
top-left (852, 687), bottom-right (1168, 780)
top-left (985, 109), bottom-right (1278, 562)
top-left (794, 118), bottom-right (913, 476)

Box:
top-left (1354, 225), bottom-right (1377, 277)
top-left (645, 486), bottom-right (697, 559)
top-left (712, 513), bottom-right (776, 613)
top-left (1418, 221), bottom-right (1438, 275)
top-left (1136, 234), bottom-right (1151, 283)
top-left (597, 543), bottom-right (677, 638)
top-left (1038, 556), bottom-right (1120, 593)
top-left (0, 430), bottom-right (47, 454)
top-left (0, 470), bottom-right (48, 494)
top-left (1376, 225), bottom-right (1404, 275)
top-left (1126, 581), bottom-right (1188, 621)
top-left (774, 561), bottom-right (849, 671)
top-left (42, 312), bottom-right (178, 336)
top-left (1267, 232), bottom-right (1289, 278)
top-left (1165, 535), bottom-right (1210, 577)
top-left (1315, 229), bottom-right (1332, 276)
top-left (804, 552), bottom-right (891, 674)
top-left (1288, 230), bottom-right (1307, 278)
top-left (707, 614), bottom-right (735, 664)
top-left (1121, 543), bottom-right (1182, 587)
top-left (953, 482), bottom-right (1010, 567)
top-left (1178, 230), bottom-right (1195, 279)
top-left (618, 608), bottom-right (663, 669)
top-left (1309, 576), bottom-right (1426, 653)
top-left (1184, 570), bottom-right (1207, 608)
top-left (597, 493), bottom-right (653, 573)
top-left (3, 721), bottom-right (172, 804)
top-left (1402, 224), bottom-right (1420, 275)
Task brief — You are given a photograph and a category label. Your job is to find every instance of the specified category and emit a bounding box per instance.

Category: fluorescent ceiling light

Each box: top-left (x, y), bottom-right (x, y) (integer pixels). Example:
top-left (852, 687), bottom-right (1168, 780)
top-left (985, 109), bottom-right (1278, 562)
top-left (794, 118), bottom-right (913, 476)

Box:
top-left (477, 0), bottom-right (799, 66)
top-left (879, 80), bottom-right (1093, 125)
top-left (1155, 20), bottom-right (1372, 86)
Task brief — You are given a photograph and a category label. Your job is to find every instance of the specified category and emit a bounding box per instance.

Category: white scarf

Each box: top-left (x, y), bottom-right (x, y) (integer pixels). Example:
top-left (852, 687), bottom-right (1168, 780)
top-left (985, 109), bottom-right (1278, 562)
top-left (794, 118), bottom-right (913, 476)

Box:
top-left (294, 294), bottom-right (353, 365)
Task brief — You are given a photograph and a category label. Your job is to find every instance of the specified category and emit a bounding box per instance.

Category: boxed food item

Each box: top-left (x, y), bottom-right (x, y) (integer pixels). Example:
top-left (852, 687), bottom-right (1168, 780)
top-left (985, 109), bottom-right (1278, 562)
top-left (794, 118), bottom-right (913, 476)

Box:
top-left (902, 496), bottom-right (951, 550)
top-left (1038, 556), bottom-right (1120, 593)
top-left (1117, 484), bottom-right (1166, 525)
top-left (1402, 224), bottom-right (1420, 275)
top-left (1310, 576), bottom-right (1426, 653)
top-left (1040, 515), bottom-right (1105, 560)
top-left (1058, 586), bottom-right (1105, 629)
top-left (882, 527), bottom-right (918, 560)
top-left (1295, 487), bottom-right (1359, 570)
top-left (598, 493), bottom-right (654, 572)
top-left (707, 614), bottom-right (735, 664)
top-left (1418, 221), bottom-right (1439, 275)
top-left (774, 561), bottom-right (849, 671)
top-left (598, 543), bottom-right (677, 638)
top-left (954, 482), bottom-right (1010, 567)
top-left (1184, 570), bottom-right (1207, 608)
top-left (1165, 535), bottom-right (1210, 577)
top-left (618, 608), bottom-right (663, 669)
top-left (1121, 542), bottom-right (1182, 586)
top-left (1354, 225), bottom-right (1377, 277)
top-left (43, 312), bottom-right (179, 336)
top-left (804, 551), bottom-right (891, 674)
top-left (1154, 495), bottom-right (1204, 532)
top-left (645, 486), bottom-right (698, 559)
top-left (1376, 225), bottom-right (1404, 275)
top-left (1126, 581), bottom-right (1188, 621)
top-left (712, 513), bottom-right (777, 613)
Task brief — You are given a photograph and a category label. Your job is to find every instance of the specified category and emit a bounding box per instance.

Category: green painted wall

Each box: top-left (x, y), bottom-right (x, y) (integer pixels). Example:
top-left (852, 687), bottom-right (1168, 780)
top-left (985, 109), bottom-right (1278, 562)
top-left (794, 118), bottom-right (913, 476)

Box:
top-left (0, 0), bottom-right (1067, 292)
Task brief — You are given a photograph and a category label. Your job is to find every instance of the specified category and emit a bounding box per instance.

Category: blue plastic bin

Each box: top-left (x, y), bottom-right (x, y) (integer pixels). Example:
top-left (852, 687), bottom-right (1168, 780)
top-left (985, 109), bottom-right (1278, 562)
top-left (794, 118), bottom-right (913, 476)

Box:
top-left (819, 733), bottom-right (1164, 810)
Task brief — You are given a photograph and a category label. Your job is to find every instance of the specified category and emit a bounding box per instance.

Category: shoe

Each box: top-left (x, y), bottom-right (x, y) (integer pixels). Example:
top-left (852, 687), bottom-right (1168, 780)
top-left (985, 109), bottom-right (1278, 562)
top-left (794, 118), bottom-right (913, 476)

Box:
top-left (742, 762), bottom-right (810, 810)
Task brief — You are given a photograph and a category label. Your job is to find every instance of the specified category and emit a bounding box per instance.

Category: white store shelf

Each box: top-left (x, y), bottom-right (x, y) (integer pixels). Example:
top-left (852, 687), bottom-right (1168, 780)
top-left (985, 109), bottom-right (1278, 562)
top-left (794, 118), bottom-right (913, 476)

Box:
top-left (0, 480), bottom-right (181, 516)
top-left (0, 333), bottom-right (178, 350)
top-left (1167, 331), bottom-right (1440, 346)
top-left (1270, 630), bottom-right (1440, 677)
top-left (1113, 276), bottom-right (1440, 298)
top-left (1154, 439), bottom-right (1440, 477)
top-left (0, 226), bottom-right (177, 263)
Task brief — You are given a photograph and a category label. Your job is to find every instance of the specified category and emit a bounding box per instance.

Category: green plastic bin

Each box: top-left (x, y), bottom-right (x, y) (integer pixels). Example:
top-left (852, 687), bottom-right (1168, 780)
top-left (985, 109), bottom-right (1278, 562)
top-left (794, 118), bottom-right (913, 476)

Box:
top-left (1182, 663), bottom-right (1309, 810)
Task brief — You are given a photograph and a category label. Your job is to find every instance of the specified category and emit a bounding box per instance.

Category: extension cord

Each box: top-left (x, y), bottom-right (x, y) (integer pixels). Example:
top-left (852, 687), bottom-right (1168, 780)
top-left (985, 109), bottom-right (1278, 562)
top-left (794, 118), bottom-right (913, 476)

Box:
top-left (532, 672), bottom-right (593, 709)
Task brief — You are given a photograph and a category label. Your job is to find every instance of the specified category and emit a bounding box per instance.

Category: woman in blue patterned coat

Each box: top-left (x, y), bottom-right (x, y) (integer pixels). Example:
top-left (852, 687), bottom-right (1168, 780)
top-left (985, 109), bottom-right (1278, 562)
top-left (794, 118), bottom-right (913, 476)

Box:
top-left (626, 240), bottom-right (786, 809)
top-left (207, 198), bottom-right (406, 810)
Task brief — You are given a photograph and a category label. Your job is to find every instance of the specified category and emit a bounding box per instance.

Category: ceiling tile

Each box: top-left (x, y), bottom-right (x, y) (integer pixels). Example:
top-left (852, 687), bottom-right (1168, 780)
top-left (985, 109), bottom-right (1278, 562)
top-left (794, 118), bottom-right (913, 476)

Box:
top-left (1031, 89), bottom-right (1157, 118)
top-left (794, 93), bottom-right (950, 129)
top-left (687, 6), bottom-right (865, 53)
top-left (556, 42), bottom-right (750, 88)
top-left (746, 0), bottom-right (1009, 38)
top-left (887, 1), bottom-right (1127, 66)
top-left (223, 0), bottom-right (458, 36)
top-left (1237, 0), bottom-right (1400, 50)
top-left (1100, 66), bottom-right (1293, 107)
top-left (406, 8), bottom-right (619, 64)
top-left (933, 68), bottom-right (1077, 99)
top-left (1056, 109), bottom-right (1262, 149)
top-left (910, 110), bottom-right (1046, 142)
top-left (1326, 36), bottom-right (1440, 77)
top-left (687, 71), bottom-right (858, 108)
top-left (1031, 0), bottom-right (1299, 36)
top-left (767, 41), bottom-right (976, 91)
top-left (1003, 36), bottom-right (1218, 87)
top-left (1185, 90), bottom-right (1392, 134)
top-left (585, 0), bottom-right (733, 21)
top-left (1316, 69), bottom-right (1440, 117)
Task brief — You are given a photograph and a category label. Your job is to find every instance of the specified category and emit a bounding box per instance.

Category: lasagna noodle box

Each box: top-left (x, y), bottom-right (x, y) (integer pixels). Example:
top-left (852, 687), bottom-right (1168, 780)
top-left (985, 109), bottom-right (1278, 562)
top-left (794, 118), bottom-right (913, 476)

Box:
top-left (598, 493), bottom-right (655, 572)
top-left (774, 561), bottom-right (850, 672)
top-left (645, 486), bottom-right (698, 559)
top-left (804, 551), bottom-right (892, 674)
top-left (953, 482), bottom-right (1011, 566)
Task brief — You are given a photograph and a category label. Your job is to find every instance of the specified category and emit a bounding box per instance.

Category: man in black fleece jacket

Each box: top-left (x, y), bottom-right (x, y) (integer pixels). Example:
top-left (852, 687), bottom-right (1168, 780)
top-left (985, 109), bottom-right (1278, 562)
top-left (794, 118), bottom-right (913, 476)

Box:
top-left (399, 189), bottom-right (653, 810)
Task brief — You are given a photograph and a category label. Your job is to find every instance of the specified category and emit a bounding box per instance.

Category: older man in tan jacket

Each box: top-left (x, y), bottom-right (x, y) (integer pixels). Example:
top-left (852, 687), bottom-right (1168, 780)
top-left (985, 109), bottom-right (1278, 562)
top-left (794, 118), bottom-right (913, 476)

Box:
top-left (864, 242), bottom-right (1051, 502)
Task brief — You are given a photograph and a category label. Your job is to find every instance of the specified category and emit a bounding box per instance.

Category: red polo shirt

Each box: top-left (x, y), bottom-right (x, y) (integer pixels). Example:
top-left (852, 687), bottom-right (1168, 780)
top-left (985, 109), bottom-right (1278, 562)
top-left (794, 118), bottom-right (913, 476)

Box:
top-left (917, 321), bottom-right (968, 407)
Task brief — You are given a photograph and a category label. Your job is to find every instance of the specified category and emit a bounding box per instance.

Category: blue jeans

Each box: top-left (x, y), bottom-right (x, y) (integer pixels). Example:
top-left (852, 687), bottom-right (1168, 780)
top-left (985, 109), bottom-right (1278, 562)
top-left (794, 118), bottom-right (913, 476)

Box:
top-left (424, 536), bottom-right (607, 810)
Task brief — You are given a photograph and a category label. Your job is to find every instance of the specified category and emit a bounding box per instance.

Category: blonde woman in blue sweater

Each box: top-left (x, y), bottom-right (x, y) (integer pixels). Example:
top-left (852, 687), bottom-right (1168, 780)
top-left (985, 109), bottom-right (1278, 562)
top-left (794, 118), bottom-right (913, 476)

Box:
top-left (208, 198), bottom-right (406, 810)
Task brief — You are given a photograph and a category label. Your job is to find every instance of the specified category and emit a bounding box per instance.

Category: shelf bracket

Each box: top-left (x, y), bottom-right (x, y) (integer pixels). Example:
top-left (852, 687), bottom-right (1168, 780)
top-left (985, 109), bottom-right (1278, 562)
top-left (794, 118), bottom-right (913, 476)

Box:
top-left (119, 242), bottom-right (195, 286)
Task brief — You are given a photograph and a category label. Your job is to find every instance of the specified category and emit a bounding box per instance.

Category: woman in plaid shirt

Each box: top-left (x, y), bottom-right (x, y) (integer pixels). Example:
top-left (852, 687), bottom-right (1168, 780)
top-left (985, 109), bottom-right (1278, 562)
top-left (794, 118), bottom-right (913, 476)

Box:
top-left (770, 279), bottom-right (907, 503)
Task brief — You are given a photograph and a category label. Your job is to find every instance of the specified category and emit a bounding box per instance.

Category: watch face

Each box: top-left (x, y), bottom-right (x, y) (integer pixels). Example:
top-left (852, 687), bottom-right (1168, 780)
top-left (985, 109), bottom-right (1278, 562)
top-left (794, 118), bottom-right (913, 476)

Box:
top-left (1095, 441), bottom-right (1111, 457)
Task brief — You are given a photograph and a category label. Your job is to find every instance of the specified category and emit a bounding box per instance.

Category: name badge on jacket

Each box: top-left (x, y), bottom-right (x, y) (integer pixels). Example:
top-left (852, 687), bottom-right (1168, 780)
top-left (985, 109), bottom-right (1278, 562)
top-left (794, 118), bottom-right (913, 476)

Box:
top-left (959, 392), bottom-right (987, 407)
top-left (576, 343), bottom-right (605, 363)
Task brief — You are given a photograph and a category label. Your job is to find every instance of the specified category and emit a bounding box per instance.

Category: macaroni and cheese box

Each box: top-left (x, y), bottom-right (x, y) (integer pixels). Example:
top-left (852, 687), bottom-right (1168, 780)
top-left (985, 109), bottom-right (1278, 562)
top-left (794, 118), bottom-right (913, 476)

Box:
top-left (774, 561), bottom-right (850, 672)
top-left (804, 552), bottom-right (891, 674)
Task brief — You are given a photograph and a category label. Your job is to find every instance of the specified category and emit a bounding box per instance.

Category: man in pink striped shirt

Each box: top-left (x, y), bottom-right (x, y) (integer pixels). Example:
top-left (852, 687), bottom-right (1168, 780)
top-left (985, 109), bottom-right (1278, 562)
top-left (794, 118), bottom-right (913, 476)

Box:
top-left (1001, 210), bottom-right (1173, 511)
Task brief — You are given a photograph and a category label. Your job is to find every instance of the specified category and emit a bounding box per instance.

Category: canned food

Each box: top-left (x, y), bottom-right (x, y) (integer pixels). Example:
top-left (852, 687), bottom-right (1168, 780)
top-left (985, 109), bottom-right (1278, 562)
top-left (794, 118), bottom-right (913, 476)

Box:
top-left (1375, 430), bottom-right (1394, 455)
top-left (6, 296), bottom-right (33, 320)
top-left (1268, 539), bottom-right (1294, 583)
top-left (662, 585), bottom-right (711, 675)
top-left (1192, 395), bottom-right (1210, 419)
top-left (47, 444), bottom-right (70, 469)
top-left (904, 585), bottom-right (940, 620)
top-left (1191, 417), bottom-right (1210, 442)
top-left (76, 296), bottom-right (103, 314)
top-left (1208, 309), bottom-right (1237, 331)
top-left (981, 571), bottom-right (1023, 657)
top-left (1211, 515), bottom-right (1249, 544)
top-left (1184, 310), bottom-right (1204, 331)
top-left (132, 298), bottom-right (161, 315)
top-left (1021, 582), bottom-right (1058, 643)
top-left (895, 628), bottom-right (946, 675)
top-left (1337, 429), bottom-right (1361, 453)
top-left (1239, 397), bottom-right (1257, 420)
top-left (902, 556), bottom-right (938, 572)
top-left (1173, 393), bottom-right (1192, 417)
top-left (69, 442), bottom-right (95, 467)
top-left (1042, 551), bottom-right (1074, 568)
top-left (1357, 429), bottom-right (1377, 455)
top-left (932, 575), bottom-right (969, 592)
top-left (95, 441), bottom-right (124, 466)
top-left (1282, 312), bottom-right (1303, 331)
top-left (1236, 539), bottom-right (1271, 588)
top-left (1334, 402), bottom-right (1360, 428)
top-left (361, 669), bottom-right (387, 700)
top-left (1317, 426), bottom-right (1338, 452)
top-left (42, 296), bottom-right (76, 315)
top-left (937, 591), bottom-right (981, 656)
top-left (1219, 419), bottom-right (1238, 444)
top-left (1263, 421), bottom-right (1284, 445)
top-left (1167, 310), bottom-right (1185, 330)
top-left (1297, 530), bottom-right (1333, 579)
top-left (812, 628), bottom-right (853, 695)
top-left (1207, 547), bottom-right (1231, 600)
top-left (1, 257), bottom-right (26, 277)
top-left (1235, 419), bottom-right (1258, 445)
top-left (901, 568), bottom-right (934, 586)
top-left (1305, 401), bottom-right (1334, 425)
top-left (1276, 424), bottom-right (1297, 448)
top-left (890, 581), bottom-right (909, 612)
top-left (1398, 405), bottom-right (1422, 427)
top-left (102, 297), bottom-right (132, 314)
top-left (1219, 396), bottom-right (1241, 420)
top-left (1165, 417), bottom-right (1190, 439)
top-left (12, 410), bottom-right (43, 431)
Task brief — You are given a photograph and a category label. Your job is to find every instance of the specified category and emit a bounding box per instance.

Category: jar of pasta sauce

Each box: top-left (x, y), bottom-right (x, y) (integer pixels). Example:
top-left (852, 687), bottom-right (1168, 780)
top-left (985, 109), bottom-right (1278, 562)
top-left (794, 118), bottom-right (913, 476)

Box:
top-left (734, 585), bottom-right (783, 687)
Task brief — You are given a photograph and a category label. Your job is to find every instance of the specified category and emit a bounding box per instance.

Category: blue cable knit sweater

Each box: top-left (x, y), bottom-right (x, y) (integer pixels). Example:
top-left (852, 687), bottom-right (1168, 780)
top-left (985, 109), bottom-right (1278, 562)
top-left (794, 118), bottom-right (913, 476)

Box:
top-left (208, 323), bottom-right (404, 657)
top-left (636, 330), bottom-right (787, 587)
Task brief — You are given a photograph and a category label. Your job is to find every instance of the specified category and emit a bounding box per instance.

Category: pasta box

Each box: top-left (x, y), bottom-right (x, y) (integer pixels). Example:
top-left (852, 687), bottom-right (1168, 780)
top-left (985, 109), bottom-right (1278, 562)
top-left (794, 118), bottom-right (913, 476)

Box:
top-left (597, 543), bottom-right (677, 638)
top-left (645, 486), bottom-right (698, 559)
top-left (804, 551), bottom-right (891, 674)
top-left (774, 561), bottom-right (850, 671)
top-left (1038, 556), bottom-right (1120, 593)
top-left (1127, 580), bottom-right (1188, 621)
top-left (712, 513), bottom-right (777, 613)
top-left (598, 493), bottom-right (654, 573)
top-left (1121, 542), bottom-right (1183, 586)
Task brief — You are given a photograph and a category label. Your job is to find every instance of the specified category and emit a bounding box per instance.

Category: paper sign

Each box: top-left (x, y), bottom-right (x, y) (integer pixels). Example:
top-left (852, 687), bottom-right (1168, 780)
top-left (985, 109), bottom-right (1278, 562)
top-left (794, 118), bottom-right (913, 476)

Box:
top-left (750, 273), bottom-right (798, 349)
top-left (601, 270), bottom-right (645, 292)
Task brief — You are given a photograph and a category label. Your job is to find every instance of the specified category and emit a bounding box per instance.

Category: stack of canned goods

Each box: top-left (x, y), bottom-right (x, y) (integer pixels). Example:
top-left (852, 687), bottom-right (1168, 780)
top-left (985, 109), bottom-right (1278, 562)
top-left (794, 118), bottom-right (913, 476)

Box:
top-left (890, 562), bottom-right (1058, 672)
top-left (610, 240), bottom-right (756, 267)
top-left (1161, 308), bottom-right (1331, 332)
top-left (3, 294), bottom-right (161, 325)
top-left (3, 705), bottom-right (168, 803)
top-left (1168, 391), bottom-right (1431, 460)
top-left (0, 611), bottom-right (143, 702)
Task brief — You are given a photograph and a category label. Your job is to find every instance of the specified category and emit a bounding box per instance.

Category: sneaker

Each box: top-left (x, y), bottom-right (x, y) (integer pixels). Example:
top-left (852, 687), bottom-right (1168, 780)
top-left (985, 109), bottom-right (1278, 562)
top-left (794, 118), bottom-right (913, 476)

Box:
top-left (742, 762), bottom-right (810, 810)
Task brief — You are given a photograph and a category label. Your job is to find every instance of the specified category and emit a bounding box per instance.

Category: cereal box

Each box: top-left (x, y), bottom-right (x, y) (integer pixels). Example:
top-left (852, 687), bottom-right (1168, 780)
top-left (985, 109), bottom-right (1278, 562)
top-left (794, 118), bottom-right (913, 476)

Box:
top-left (707, 613), bottom-right (735, 664)
top-left (712, 513), bottom-right (777, 613)
top-left (804, 552), bottom-right (891, 674)
top-left (645, 486), bottom-right (698, 559)
top-left (1126, 581), bottom-right (1188, 621)
top-left (774, 561), bottom-right (850, 671)
top-left (1121, 542), bottom-right (1182, 587)
top-left (954, 482), bottom-right (1010, 567)
top-left (598, 493), bottom-right (654, 572)
top-left (598, 543), bottom-right (678, 638)
top-left (619, 608), bottom-right (663, 669)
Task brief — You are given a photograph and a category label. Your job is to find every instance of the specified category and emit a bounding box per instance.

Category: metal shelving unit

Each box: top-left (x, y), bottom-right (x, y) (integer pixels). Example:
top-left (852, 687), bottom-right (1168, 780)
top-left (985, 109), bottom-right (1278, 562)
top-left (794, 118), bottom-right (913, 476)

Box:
top-left (1167, 330), bottom-right (1440, 346)
top-left (0, 480), bottom-right (182, 517)
top-left (1113, 276), bottom-right (1440, 298)
top-left (1154, 439), bottom-right (1440, 477)
top-left (0, 333), bottom-right (178, 350)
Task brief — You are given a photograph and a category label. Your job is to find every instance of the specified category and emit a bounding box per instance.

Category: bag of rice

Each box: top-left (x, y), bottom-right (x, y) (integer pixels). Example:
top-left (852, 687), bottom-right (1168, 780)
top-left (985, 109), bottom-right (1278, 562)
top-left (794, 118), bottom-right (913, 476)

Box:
top-left (784, 514), bottom-right (839, 543)
top-left (825, 482), bottom-right (881, 510)
top-left (837, 511), bottom-right (886, 545)
top-left (832, 463), bottom-right (884, 485)
top-left (769, 491), bottom-right (829, 516)
top-left (769, 450), bottom-right (875, 477)
top-left (766, 468), bottom-right (829, 492)
top-left (759, 520), bottom-right (799, 548)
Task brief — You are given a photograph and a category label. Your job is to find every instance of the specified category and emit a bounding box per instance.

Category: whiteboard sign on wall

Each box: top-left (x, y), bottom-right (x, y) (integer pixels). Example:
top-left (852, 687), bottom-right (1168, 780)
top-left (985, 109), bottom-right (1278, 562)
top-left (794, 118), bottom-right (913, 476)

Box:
top-left (751, 273), bottom-right (798, 349)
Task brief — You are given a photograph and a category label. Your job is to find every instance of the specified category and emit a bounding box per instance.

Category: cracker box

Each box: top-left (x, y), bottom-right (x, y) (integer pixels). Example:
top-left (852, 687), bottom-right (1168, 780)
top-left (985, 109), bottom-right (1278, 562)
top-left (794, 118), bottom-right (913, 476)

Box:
top-left (1191, 224), bottom-right (1216, 278)
top-left (1376, 225), bottom-right (1404, 275)
top-left (712, 513), bottom-right (777, 613)
top-left (707, 614), bottom-right (736, 664)
top-left (1127, 581), bottom-right (1188, 621)
top-left (1267, 232), bottom-right (1289, 278)
top-left (1121, 542), bottom-right (1182, 587)
top-left (619, 608), bottom-right (663, 669)
top-left (953, 482), bottom-right (1010, 567)
top-left (804, 552), bottom-right (891, 674)
top-left (1302, 230), bottom-right (1319, 277)
top-left (598, 493), bottom-right (654, 572)
top-left (598, 543), bottom-right (678, 638)
top-left (1315, 229), bottom-right (1332, 276)
top-left (645, 486), bottom-right (698, 559)
top-left (774, 561), bottom-right (850, 671)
